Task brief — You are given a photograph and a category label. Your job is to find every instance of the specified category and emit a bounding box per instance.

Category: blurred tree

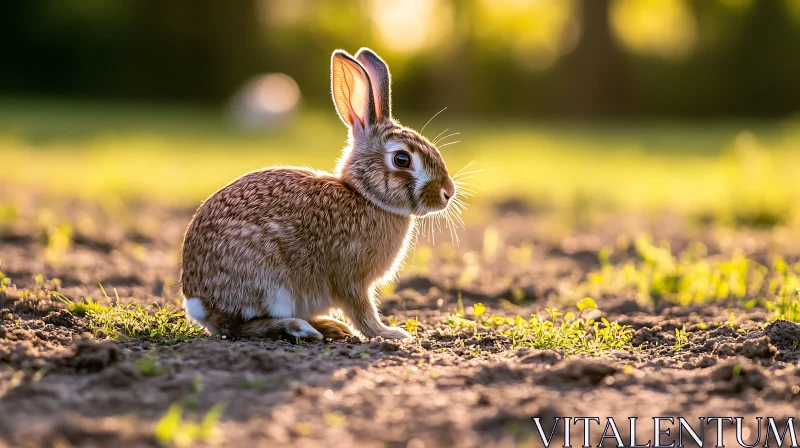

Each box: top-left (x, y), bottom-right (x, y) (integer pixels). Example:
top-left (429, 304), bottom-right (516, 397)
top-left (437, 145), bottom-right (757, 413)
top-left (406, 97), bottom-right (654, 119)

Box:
top-left (727, 0), bottom-right (800, 115)
top-left (122, 0), bottom-right (264, 102)
top-left (0, 0), bottom-right (264, 102)
top-left (1, 0), bottom-right (798, 118)
top-left (555, 0), bottom-right (630, 116)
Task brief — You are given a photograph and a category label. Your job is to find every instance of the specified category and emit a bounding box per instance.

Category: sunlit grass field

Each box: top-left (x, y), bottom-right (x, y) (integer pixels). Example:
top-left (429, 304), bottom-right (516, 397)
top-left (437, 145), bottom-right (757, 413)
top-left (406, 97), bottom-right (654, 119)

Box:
top-left (2, 99), bottom-right (800, 227)
top-left (5, 99), bottom-right (799, 322)
top-left (4, 100), bottom-right (800, 446)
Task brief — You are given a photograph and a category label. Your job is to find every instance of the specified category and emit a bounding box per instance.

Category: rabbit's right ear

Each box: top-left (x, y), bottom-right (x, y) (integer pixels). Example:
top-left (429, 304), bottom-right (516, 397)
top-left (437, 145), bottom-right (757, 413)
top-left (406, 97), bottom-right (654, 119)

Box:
top-left (355, 48), bottom-right (391, 120)
top-left (331, 50), bottom-right (376, 129)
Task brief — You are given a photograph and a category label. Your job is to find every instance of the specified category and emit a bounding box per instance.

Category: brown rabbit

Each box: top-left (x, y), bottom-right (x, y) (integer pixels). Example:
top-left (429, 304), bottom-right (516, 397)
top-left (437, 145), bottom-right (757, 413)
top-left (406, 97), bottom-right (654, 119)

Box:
top-left (180, 48), bottom-right (457, 341)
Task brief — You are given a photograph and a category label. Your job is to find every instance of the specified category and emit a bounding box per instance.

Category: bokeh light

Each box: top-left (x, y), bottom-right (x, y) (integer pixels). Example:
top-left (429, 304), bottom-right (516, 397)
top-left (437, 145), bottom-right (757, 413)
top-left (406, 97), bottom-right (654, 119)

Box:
top-left (229, 73), bottom-right (301, 129)
top-left (610, 0), bottom-right (698, 60)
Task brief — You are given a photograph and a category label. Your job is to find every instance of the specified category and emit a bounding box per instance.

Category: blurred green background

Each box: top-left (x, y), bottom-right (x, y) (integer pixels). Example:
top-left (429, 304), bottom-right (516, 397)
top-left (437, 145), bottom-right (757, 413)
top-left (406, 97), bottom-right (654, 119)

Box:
top-left (4, 0), bottom-right (800, 117)
top-left (2, 0), bottom-right (799, 226)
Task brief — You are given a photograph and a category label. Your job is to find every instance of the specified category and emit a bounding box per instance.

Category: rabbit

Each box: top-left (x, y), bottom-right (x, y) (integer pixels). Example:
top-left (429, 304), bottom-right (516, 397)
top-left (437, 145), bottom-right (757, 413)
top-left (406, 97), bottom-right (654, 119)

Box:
top-left (180, 48), bottom-right (456, 341)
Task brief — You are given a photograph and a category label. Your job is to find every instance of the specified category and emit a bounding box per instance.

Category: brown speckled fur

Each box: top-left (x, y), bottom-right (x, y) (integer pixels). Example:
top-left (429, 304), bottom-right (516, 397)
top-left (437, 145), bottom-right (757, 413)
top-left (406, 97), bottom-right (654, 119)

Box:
top-left (180, 48), bottom-right (455, 340)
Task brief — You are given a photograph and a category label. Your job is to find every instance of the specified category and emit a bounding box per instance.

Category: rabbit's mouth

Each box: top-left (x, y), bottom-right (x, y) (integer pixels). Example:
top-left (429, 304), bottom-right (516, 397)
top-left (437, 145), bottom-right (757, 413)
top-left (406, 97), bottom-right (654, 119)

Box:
top-left (415, 204), bottom-right (447, 216)
top-left (416, 178), bottom-right (455, 213)
top-left (411, 176), bottom-right (467, 244)
top-left (415, 182), bottom-right (456, 215)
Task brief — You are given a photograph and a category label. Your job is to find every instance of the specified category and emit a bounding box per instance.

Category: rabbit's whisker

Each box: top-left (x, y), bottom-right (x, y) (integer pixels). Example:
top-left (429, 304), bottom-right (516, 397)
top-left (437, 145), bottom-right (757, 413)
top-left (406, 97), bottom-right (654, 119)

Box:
top-left (452, 176), bottom-right (482, 184)
top-left (453, 194), bottom-right (469, 205)
top-left (447, 218), bottom-right (459, 246)
top-left (445, 210), bottom-right (462, 245)
top-left (453, 186), bottom-right (477, 197)
top-left (450, 202), bottom-right (466, 213)
top-left (420, 214), bottom-right (436, 244)
top-left (453, 168), bottom-right (485, 179)
top-left (455, 189), bottom-right (477, 198)
top-left (452, 197), bottom-right (469, 211)
top-left (453, 160), bottom-right (476, 175)
top-left (454, 190), bottom-right (475, 199)
top-left (437, 140), bottom-right (460, 149)
top-left (449, 210), bottom-right (465, 228)
top-left (454, 179), bottom-right (481, 188)
top-left (433, 132), bottom-right (460, 146)
top-left (430, 128), bottom-right (449, 145)
top-left (420, 106), bottom-right (447, 134)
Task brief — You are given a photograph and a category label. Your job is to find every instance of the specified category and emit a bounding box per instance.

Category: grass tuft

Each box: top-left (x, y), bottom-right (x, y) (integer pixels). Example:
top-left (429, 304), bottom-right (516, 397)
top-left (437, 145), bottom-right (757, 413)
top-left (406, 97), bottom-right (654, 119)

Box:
top-left (154, 402), bottom-right (225, 447)
top-left (767, 287), bottom-right (800, 322)
top-left (578, 237), bottom-right (800, 321)
top-left (58, 292), bottom-right (204, 342)
top-left (443, 301), bottom-right (633, 355)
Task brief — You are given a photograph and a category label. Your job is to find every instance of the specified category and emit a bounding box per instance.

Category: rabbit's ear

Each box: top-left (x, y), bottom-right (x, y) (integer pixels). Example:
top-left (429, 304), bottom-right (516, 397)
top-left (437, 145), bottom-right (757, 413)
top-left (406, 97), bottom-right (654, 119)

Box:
top-left (331, 50), bottom-right (376, 129)
top-left (355, 48), bottom-right (391, 120)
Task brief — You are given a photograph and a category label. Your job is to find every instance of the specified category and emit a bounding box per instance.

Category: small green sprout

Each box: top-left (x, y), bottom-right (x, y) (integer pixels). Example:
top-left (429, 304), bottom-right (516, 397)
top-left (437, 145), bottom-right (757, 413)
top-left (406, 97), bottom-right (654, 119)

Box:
top-left (44, 223), bottom-right (73, 265)
top-left (293, 422), bottom-right (312, 437)
top-left (243, 377), bottom-right (266, 390)
top-left (135, 351), bottom-right (167, 377)
top-left (674, 324), bottom-right (689, 350)
top-left (324, 411), bottom-right (346, 426)
top-left (155, 402), bottom-right (226, 447)
top-left (545, 308), bottom-right (563, 320)
top-left (576, 297), bottom-right (597, 311)
top-left (455, 292), bottom-right (465, 315)
top-left (405, 317), bottom-right (420, 337)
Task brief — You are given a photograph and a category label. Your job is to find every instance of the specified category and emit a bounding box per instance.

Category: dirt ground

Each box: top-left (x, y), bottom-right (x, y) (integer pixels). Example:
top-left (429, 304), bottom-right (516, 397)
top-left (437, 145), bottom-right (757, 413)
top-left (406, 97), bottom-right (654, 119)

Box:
top-left (2, 194), bottom-right (800, 448)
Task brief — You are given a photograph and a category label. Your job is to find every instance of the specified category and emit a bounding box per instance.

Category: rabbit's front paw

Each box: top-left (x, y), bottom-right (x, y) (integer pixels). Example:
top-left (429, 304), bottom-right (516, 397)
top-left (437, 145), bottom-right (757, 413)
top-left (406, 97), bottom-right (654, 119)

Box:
top-left (378, 328), bottom-right (413, 341)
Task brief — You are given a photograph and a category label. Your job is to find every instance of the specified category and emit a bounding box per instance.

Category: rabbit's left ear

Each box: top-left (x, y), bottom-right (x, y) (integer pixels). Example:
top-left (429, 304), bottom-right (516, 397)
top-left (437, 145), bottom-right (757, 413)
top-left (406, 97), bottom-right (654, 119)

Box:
top-left (331, 50), bottom-right (376, 129)
top-left (355, 48), bottom-right (391, 120)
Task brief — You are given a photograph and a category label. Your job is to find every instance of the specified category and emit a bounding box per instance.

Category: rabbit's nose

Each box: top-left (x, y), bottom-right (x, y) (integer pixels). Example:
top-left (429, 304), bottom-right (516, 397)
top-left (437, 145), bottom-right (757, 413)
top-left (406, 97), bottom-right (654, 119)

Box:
top-left (440, 179), bottom-right (455, 203)
top-left (441, 178), bottom-right (456, 202)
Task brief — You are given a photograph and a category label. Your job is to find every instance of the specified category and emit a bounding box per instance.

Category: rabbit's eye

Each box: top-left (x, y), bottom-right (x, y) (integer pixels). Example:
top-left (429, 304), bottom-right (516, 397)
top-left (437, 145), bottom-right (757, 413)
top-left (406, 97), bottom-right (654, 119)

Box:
top-left (393, 151), bottom-right (412, 169)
